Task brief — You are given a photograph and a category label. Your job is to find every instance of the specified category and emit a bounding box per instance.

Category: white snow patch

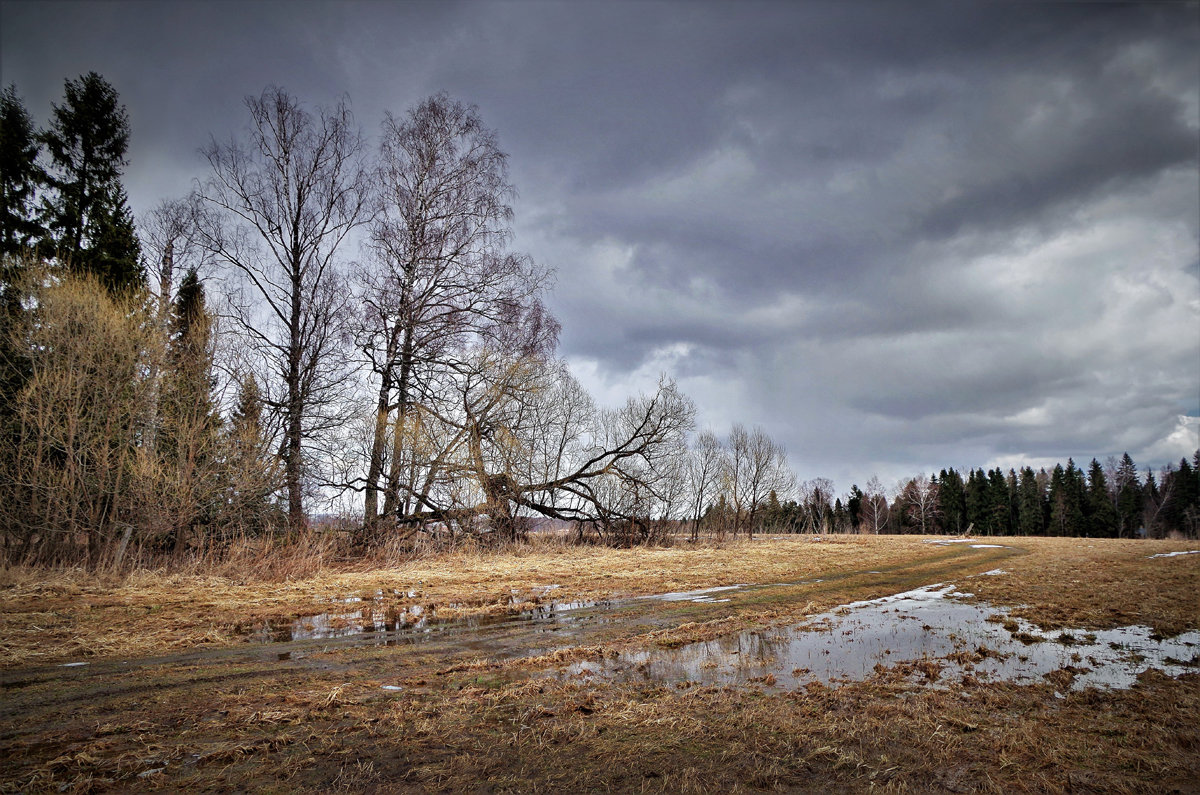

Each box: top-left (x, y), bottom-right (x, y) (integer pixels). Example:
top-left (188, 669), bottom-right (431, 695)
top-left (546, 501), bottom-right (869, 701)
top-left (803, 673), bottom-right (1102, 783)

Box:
top-left (644, 585), bottom-right (748, 602)
top-left (1148, 550), bottom-right (1200, 559)
top-left (980, 569), bottom-right (1008, 576)
top-left (971, 544), bottom-right (1006, 549)
top-left (59, 662), bottom-right (88, 667)
top-left (838, 583), bottom-right (963, 611)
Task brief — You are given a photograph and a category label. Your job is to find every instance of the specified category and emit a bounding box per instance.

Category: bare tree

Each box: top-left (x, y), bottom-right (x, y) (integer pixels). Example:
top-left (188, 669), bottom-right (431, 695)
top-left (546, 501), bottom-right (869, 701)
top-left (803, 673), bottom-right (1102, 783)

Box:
top-left (727, 424), bottom-right (795, 538)
top-left (861, 475), bottom-right (890, 534)
top-left (798, 477), bottom-right (835, 533)
top-left (901, 473), bottom-right (941, 534)
top-left (356, 93), bottom-right (554, 533)
top-left (198, 87), bottom-right (370, 530)
top-left (686, 429), bottom-right (728, 541)
top-left (381, 344), bottom-right (694, 545)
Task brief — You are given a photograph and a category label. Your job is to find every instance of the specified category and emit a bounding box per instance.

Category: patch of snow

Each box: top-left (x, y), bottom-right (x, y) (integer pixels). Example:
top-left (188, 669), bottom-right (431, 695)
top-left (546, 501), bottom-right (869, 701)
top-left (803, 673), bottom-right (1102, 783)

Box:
top-left (971, 544), bottom-right (1006, 549)
top-left (838, 583), bottom-right (961, 610)
top-left (926, 538), bottom-right (979, 545)
top-left (980, 569), bottom-right (1007, 576)
top-left (59, 661), bottom-right (88, 667)
top-left (1148, 550), bottom-right (1200, 559)
top-left (643, 585), bottom-right (749, 602)
top-left (380, 685), bottom-right (404, 691)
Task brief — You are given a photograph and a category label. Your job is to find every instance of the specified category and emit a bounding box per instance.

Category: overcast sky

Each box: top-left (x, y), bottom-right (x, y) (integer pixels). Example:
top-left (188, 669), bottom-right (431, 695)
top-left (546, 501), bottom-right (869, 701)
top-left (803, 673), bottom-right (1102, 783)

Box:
top-left (3, 0), bottom-right (1197, 492)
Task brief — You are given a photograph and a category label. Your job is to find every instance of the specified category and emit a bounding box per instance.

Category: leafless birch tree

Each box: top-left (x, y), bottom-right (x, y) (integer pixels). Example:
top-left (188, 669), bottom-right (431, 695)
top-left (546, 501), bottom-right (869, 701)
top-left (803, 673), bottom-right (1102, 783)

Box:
top-left (356, 93), bottom-right (554, 533)
top-left (686, 430), bottom-right (728, 541)
top-left (861, 475), bottom-right (890, 534)
top-left (727, 424), bottom-right (795, 537)
top-left (198, 88), bottom-right (370, 530)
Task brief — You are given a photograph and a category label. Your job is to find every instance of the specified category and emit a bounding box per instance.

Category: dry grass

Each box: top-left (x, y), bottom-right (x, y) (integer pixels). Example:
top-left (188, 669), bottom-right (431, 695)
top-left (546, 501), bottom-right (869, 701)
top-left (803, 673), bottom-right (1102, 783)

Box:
top-left (966, 537), bottom-right (1200, 637)
top-left (3, 535), bottom-right (1197, 668)
top-left (0, 534), bottom-right (965, 667)
top-left (1, 534), bottom-right (1198, 792)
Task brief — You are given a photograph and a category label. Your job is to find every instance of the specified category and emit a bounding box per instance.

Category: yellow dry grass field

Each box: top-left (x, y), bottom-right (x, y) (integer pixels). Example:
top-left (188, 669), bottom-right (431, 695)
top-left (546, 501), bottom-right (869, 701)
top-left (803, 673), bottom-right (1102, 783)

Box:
top-left (1, 535), bottom-right (1197, 793)
top-left (0, 535), bottom-right (966, 666)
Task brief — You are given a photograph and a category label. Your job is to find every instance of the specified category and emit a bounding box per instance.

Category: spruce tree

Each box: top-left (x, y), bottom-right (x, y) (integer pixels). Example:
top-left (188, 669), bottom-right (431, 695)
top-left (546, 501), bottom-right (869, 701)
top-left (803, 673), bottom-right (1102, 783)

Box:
top-left (1115, 453), bottom-right (1143, 537)
top-left (40, 72), bottom-right (143, 291)
top-left (154, 267), bottom-right (221, 549)
top-left (224, 372), bottom-right (281, 535)
top-left (938, 468), bottom-right (967, 534)
top-left (1086, 458), bottom-right (1118, 537)
top-left (0, 85), bottom-right (43, 256)
top-left (0, 85), bottom-right (44, 423)
top-left (988, 468), bottom-right (1010, 534)
top-left (1167, 456), bottom-right (1200, 537)
top-left (1017, 467), bottom-right (1043, 535)
top-left (847, 484), bottom-right (863, 532)
top-left (965, 468), bottom-right (990, 534)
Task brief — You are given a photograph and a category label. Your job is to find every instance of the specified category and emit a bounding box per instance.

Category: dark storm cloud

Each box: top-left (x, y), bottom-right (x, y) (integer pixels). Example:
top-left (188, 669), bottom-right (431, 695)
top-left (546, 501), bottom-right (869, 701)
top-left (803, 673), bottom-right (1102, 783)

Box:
top-left (2, 0), bottom-right (1196, 489)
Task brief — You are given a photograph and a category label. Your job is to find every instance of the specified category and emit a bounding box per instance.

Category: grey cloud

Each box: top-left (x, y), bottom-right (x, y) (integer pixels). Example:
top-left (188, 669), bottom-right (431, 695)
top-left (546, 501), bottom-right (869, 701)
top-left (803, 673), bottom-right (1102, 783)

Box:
top-left (2, 0), bottom-right (1196, 487)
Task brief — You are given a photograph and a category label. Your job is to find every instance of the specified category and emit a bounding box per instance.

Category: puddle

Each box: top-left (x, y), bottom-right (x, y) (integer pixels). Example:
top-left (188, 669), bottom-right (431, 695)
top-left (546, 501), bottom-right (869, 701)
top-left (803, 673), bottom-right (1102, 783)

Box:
top-left (563, 584), bottom-right (1200, 693)
top-left (242, 580), bottom-right (814, 645)
top-left (244, 595), bottom-right (612, 646)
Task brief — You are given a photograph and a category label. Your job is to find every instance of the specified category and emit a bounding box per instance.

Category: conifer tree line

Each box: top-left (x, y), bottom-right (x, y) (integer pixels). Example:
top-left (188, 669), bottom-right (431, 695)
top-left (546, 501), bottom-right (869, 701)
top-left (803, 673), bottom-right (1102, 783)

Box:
top-left (2, 75), bottom-right (1196, 568)
top-left (739, 452), bottom-right (1200, 540)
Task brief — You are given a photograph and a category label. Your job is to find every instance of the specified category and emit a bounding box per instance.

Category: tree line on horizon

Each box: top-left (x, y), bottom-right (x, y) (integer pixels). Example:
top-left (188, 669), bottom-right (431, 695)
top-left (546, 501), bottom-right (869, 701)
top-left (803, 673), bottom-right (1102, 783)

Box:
top-left (1, 74), bottom-right (1196, 568)
top-left (735, 451), bottom-right (1199, 540)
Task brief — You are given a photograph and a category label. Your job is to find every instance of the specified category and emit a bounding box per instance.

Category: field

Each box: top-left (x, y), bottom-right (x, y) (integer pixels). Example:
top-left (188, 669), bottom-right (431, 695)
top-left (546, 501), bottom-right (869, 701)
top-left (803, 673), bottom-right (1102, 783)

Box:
top-left (1, 535), bottom-right (1197, 793)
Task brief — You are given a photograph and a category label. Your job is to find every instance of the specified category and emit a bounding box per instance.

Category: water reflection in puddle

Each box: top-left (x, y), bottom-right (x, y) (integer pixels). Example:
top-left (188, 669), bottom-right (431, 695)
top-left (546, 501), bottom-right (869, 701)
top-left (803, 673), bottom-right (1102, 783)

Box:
top-left (243, 580), bottom-right (810, 645)
top-left (245, 596), bottom-right (608, 645)
top-left (565, 584), bottom-right (1200, 692)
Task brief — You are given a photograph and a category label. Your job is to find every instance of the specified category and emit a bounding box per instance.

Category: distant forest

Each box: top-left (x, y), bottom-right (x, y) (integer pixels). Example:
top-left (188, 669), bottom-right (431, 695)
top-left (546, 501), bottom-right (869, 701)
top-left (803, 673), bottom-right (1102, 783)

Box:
top-left (1, 75), bottom-right (1196, 568)
top-left (733, 452), bottom-right (1199, 540)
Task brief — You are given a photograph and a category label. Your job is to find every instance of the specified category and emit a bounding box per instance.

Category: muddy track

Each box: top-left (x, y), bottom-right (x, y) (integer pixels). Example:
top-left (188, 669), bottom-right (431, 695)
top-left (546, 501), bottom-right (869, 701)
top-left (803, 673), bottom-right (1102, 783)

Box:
top-left (0, 544), bottom-right (1019, 720)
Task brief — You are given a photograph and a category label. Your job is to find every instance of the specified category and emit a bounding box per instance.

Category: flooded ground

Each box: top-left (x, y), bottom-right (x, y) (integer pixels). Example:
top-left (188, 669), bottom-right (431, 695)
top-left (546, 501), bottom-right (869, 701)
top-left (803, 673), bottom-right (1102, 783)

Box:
top-left (2, 537), bottom-right (1197, 793)
top-left (22, 558), bottom-right (1197, 697)
top-left (565, 583), bottom-right (1200, 691)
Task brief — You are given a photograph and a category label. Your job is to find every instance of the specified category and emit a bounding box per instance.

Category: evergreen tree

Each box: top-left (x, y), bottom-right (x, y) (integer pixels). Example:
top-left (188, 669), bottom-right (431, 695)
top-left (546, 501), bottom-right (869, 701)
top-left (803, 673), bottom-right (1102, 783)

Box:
top-left (1143, 470), bottom-right (1164, 538)
top-left (1086, 458), bottom-right (1118, 537)
top-left (938, 468), bottom-right (967, 534)
top-left (40, 72), bottom-right (143, 291)
top-left (1017, 466), bottom-right (1043, 535)
top-left (0, 84), bottom-right (43, 256)
top-left (965, 468), bottom-right (990, 534)
top-left (224, 371), bottom-right (281, 535)
top-left (988, 468), bottom-right (1011, 534)
top-left (1115, 453), bottom-right (1143, 538)
top-left (1050, 459), bottom-right (1086, 536)
top-left (154, 267), bottom-right (221, 549)
top-left (1048, 464), bottom-right (1063, 536)
top-left (1163, 456), bottom-right (1200, 537)
top-left (0, 85), bottom-right (42, 423)
top-left (846, 484), bottom-right (863, 533)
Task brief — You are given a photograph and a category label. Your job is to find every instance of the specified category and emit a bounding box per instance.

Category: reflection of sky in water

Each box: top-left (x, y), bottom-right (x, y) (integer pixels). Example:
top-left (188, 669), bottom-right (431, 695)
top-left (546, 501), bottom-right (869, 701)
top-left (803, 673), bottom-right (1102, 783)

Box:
top-left (567, 585), bottom-right (1200, 692)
